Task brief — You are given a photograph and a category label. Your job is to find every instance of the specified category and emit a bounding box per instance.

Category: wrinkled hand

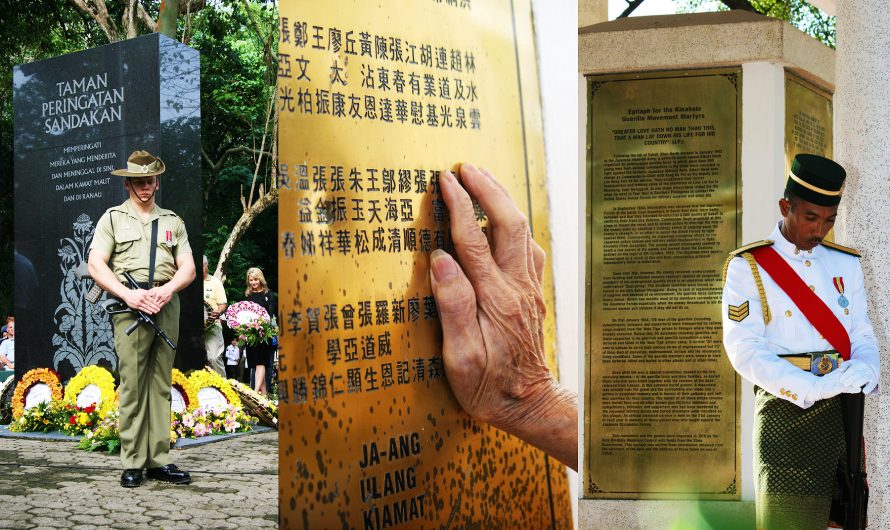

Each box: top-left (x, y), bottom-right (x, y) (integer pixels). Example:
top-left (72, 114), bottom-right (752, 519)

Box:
top-left (840, 360), bottom-right (878, 393)
top-left (429, 163), bottom-right (577, 470)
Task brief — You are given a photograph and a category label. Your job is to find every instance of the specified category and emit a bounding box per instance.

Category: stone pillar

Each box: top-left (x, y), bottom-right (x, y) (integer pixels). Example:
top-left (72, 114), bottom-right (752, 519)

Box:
top-left (833, 1), bottom-right (890, 526)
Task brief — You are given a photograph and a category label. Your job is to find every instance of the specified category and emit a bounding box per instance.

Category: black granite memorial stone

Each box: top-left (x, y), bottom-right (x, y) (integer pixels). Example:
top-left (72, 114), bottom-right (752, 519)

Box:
top-left (13, 33), bottom-right (203, 382)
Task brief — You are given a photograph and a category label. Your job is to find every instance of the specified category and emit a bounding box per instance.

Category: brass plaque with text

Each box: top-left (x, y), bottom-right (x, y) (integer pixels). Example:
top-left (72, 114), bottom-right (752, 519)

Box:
top-left (785, 72), bottom-right (833, 240)
top-left (585, 69), bottom-right (742, 499)
top-left (785, 72), bottom-right (833, 178)
top-left (278, 0), bottom-right (571, 527)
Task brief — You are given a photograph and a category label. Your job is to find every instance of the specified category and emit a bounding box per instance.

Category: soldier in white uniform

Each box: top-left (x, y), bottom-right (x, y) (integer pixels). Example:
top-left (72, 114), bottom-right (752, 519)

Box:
top-left (722, 154), bottom-right (879, 529)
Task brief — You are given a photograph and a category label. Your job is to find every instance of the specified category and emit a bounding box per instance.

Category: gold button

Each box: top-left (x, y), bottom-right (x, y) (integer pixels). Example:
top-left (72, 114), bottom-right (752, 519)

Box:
top-left (794, 248), bottom-right (800, 255)
top-left (792, 394), bottom-right (798, 401)
top-left (809, 285), bottom-right (815, 291)
top-left (805, 260), bottom-right (811, 267)
top-left (845, 308), bottom-right (850, 315)
top-left (785, 310), bottom-right (792, 317)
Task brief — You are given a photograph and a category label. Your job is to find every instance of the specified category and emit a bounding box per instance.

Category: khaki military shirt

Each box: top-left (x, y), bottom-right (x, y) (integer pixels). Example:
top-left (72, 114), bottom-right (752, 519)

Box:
top-left (90, 199), bottom-right (192, 283)
top-left (203, 274), bottom-right (227, 329)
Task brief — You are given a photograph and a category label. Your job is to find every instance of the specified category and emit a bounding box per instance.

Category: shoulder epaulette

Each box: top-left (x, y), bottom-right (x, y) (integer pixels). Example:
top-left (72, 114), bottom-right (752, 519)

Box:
top-left (821, 240), bottom-right (861, 257)
top-left (722, 239), bottom-right (773, 325)
top-left (728, 240), bottom-right (774, 257)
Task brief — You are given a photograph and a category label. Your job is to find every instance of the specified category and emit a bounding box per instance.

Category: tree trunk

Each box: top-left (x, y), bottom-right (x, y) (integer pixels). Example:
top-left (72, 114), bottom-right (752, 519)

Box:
top-left (213, 85), bottom-right (278, 282)
top-left (157, 0), bottom-right (179, 38)
top-left (212, 188), bottom-right (278, 284)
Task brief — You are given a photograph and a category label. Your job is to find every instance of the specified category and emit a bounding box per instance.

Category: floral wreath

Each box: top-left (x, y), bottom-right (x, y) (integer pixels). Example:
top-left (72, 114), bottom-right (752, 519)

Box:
top-left (63, 365), bottom-right (117, 419)
top-left (12, 368), bottom-right (63, 420)
top-left (224, 301), bottom-right (270, 327)
top-left (229, 379), bottom-right (277, 428)
top-left (171, 368), bottom-right (198, 411)
top-left (187, 369), bottom-right (241, 409)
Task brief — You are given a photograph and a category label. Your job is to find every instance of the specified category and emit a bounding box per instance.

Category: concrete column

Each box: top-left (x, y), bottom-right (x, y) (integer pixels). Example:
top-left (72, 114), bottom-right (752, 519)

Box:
top-left (740, 60), bottom-right (787, 501)
top-left (833, 1), bottom-right (890, 527)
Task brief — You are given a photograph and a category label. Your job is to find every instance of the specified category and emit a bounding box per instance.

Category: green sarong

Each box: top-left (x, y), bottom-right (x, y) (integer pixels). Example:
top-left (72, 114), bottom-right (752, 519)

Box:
top-left (753, 386), bottom-right (846, 530)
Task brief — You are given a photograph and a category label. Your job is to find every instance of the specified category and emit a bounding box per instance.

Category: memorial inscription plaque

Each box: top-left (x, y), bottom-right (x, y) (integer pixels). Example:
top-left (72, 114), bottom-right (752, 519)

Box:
top-left (785, 72), bottom-right (832, 175)
top-left (13, 34), bottom-right (204, 381)
top-left (278, 0), bottom-right (571, 527)
top-left (784, 73), bottom-right (833, 242)
top-left (585, 69), bottom-right (741, 499)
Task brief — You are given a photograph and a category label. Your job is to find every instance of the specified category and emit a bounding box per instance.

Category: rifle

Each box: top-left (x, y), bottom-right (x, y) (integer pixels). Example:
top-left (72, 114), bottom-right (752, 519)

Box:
top-left (841, 391), bottom-right (867, 530)
top-left (94, 272), bottom-right (176, 351)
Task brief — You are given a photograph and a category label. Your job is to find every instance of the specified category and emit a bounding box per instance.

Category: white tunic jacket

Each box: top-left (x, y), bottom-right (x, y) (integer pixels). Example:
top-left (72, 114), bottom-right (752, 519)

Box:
top-left (722, 222), bottom-right (880, 408)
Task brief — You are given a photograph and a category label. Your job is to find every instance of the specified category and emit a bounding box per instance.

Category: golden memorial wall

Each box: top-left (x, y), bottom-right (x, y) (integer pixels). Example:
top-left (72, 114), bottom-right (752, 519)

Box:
top-left (277, 1), bottom-right (570, 528)
top-left (585, 69), bottom-right (742, 500)
top-left (785, 72), bottom-right (834, 239)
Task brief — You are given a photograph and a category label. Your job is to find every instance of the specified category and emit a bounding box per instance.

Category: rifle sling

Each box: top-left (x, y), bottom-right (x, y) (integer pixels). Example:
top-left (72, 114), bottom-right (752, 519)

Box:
top-left (148, 218), bottom-right (158, 287)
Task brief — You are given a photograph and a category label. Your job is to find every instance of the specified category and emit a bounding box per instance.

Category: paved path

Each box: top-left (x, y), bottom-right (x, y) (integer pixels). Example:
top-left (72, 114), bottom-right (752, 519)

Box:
top-left (0, 431), bottom-right (277, 529)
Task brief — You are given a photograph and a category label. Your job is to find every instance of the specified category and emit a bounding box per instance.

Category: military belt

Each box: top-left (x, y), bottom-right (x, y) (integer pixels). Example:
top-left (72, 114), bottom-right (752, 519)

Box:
top-left (135, 280), bottom-right (168, 289)
top-left (780, 350), bottom-right (843, 376)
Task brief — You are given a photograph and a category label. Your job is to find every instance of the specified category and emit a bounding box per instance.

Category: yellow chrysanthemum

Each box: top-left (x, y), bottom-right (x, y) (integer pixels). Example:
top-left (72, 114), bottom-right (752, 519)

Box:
top-left (187, 369), bottom-right (241, 409)
top-left (63, 365), bottom-right (116, 419)
top-left (171, 368), bottom-right (199, 411)
top-left (12, 368), bottom-right (63, 420)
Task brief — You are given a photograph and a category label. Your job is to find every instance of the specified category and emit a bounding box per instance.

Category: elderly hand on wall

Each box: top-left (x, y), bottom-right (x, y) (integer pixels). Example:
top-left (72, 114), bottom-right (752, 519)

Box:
top-left (429, 163), bottom-right (578, 471)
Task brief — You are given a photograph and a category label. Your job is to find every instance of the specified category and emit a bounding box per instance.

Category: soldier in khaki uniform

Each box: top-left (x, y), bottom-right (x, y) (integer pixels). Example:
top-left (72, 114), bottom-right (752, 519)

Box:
top-left (203, 255), bottom-right (228, 377)
top-left (88, 150), bottom-right (196, 488)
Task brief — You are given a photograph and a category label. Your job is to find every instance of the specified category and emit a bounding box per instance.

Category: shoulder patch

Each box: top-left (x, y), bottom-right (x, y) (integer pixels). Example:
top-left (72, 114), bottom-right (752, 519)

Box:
top-left (821, 240), bottom-right (861, 257)
top-left (729, 240), bottom-right (774, 257)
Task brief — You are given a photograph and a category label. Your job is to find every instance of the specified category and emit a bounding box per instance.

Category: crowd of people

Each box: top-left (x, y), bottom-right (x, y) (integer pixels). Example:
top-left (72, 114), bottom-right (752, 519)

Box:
top-left (0, 316), bottom-right (14, 370)
top-left (203, 258), bottom-right (278, 396)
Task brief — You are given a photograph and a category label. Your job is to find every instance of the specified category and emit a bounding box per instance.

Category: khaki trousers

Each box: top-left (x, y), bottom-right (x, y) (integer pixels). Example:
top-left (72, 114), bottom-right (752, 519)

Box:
top-left (113, 293), bottom-right (179, 469)
top-left (204, 323), bottom-right (226, 377)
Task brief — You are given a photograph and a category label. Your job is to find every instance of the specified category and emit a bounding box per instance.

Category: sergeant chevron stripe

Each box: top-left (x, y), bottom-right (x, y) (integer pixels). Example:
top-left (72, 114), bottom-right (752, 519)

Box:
top-left (728, 301), bottom-right (749, 322)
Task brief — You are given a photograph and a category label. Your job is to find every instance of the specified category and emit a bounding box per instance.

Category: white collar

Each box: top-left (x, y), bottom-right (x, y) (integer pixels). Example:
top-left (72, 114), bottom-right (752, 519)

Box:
top-left (769, 221), bottom-right (825, 260)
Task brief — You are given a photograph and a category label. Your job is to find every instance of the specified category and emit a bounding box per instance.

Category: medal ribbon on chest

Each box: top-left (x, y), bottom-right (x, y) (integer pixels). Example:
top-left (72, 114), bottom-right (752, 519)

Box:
top-left (833, 276), bottom-right (849, 308)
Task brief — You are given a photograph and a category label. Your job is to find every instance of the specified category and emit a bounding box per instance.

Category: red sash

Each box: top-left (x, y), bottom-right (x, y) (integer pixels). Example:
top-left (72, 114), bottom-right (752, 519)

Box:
top-left (750, 246), bottom-right (851, 360)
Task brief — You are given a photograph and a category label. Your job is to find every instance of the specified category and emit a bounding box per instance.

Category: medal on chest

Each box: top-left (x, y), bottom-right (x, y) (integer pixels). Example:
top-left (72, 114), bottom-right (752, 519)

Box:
top-left (833, 276), bottom-right (849, 308)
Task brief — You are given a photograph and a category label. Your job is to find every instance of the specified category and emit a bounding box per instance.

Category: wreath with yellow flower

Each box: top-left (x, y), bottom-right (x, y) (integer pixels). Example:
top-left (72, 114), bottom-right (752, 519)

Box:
top-left (187, 369), bottom-right (241, 410)
top-left (63, 365), bottom-right (117, 419)
top-left (12, 368), bottom-right (63, 420)
top-left (171, 368), bottom-right (198, 412)
top-left (229, 380), bottom-right (277, 429)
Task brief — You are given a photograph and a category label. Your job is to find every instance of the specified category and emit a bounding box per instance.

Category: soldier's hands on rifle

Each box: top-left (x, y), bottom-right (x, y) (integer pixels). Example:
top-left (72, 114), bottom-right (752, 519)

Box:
top-left (146, 284), bottom-right (175, 309)
top-left (88, 250), bottom-right (163, 314)
top-left (429, 163), bottom-right (578, 471)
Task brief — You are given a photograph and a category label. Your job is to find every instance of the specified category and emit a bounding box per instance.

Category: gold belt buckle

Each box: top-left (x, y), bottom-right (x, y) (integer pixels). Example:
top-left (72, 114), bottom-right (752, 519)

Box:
top-left (782, 351), bottom-right (842, 376)
top-left (813, 353), bottom-right (837, 375)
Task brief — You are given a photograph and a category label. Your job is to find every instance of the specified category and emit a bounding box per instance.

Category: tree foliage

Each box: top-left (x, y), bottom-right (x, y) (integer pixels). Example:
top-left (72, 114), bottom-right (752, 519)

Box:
top-left (677, 0), bottom-right (835, 48)
top-left (191, 0), bottom-right (279, 301)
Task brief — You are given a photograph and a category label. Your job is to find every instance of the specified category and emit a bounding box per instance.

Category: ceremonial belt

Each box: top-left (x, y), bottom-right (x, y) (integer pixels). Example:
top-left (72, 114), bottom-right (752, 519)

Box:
top-left (750, 246), bottom-right (851, 360)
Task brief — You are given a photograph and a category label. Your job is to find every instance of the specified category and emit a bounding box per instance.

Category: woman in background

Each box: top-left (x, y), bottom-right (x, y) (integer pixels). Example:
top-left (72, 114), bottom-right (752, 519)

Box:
top-left (244, 267), bottom-right (277, 395)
